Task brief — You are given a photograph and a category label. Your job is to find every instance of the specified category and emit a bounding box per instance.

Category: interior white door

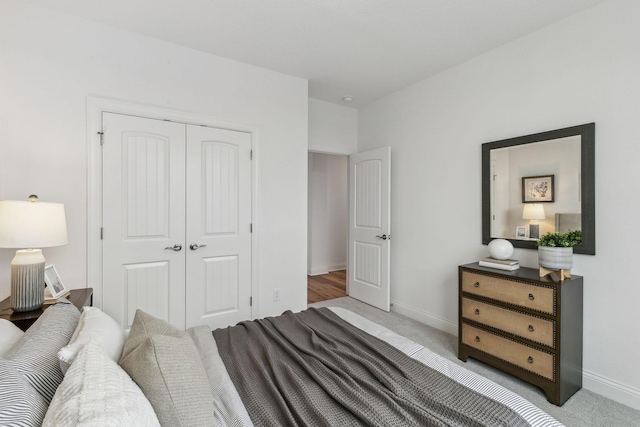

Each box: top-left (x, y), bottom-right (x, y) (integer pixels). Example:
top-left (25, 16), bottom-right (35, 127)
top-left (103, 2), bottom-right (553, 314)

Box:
top-left (102, 113), bottom-right (187, 329)
top-left (185, 125), bottom-right (253, 329)
top-left (348, 147), bottom-right (391, 311)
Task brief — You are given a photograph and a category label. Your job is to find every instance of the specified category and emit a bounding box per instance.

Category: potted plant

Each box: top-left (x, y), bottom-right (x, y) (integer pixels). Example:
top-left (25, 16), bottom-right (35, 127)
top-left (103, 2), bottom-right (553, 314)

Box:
top-left (537, 229), bottom-right (581, 270)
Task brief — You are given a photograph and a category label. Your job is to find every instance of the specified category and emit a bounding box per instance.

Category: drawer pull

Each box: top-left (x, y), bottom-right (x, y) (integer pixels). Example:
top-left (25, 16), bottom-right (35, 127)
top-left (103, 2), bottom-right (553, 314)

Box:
top-left (528, 356), bottom-right (534, 364)
top-left (528, 325), bottom-right (535, 332)
top-left (475, 336), bottom-right (480, 343)
top-left (474, 309), bottom-right (480, 315)
top-left (528, 293), bottom-right (535, 301)
top-left (474, 282), bottom-right (480, 288)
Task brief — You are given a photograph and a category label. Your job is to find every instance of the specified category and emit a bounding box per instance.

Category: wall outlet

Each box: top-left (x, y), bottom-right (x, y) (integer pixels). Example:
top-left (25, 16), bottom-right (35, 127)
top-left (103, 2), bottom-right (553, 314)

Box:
top-left (273, 288), bottom-right (280, 301)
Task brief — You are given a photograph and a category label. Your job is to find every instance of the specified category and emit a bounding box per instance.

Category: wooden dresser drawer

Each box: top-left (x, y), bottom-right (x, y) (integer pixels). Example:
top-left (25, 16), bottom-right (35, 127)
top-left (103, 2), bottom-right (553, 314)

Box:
top-left (461, 271), bottom-right (554, 314)
top-left (461, 324), bottom-right (554, 380)
top-left (461, 297), bottom-right (555, 347)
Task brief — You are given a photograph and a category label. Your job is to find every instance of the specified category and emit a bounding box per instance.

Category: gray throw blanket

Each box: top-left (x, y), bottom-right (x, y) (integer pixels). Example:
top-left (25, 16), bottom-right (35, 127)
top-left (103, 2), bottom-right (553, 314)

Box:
top-left (213, 307), bottom-right (530, 427)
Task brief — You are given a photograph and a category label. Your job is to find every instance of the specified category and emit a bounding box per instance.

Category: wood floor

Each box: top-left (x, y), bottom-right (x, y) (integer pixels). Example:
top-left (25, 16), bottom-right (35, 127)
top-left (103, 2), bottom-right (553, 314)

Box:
top-left (307, 270), bottom-right (347, 304)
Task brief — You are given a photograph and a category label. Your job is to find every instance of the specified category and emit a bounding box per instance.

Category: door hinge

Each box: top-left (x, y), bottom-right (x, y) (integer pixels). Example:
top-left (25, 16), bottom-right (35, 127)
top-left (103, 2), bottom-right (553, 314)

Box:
top-left (250, 296), bottom-right (253, 307)
top-left (100, 227), bottom-right (104, 240)
top-left (250, 223), bottom-right (253, 233)
top-left (250, 149), bottom-right (253, 160)
top-left (97, 131), bottom-right (104, 146)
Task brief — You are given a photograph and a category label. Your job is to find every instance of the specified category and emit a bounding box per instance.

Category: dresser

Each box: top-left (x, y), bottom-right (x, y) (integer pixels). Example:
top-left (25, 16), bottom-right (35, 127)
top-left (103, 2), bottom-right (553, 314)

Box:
top-left (458, 263), bottom-right (583, 406)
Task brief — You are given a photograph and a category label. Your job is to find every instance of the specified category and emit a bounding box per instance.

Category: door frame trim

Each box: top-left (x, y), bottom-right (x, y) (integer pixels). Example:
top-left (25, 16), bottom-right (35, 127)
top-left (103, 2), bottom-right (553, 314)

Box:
top-left (307, 150), bottom-right (351, 293)
top-left (87, 96), bottom-right (260, 317)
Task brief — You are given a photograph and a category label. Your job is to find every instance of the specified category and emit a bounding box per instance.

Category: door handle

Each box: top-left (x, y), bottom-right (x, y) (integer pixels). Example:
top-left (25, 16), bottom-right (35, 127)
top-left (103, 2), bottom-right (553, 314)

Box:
top-left (375, 234), bottom-right (390, 240)
top-left (164, 244), bottom-right (182, 251)
top-left (190, 243), bottom-right (207, 251)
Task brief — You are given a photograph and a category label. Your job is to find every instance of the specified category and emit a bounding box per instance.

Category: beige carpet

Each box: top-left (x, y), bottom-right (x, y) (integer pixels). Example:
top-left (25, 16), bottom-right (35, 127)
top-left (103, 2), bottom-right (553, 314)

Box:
top-left (309, 297), bottom-right (640, 427)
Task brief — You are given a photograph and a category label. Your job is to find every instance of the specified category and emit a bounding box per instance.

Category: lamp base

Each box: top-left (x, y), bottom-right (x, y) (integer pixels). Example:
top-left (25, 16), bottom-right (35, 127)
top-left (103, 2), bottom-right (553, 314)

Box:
top-left (529, 224), bottom-right (540, 239)
top-left (10, 249), bottom-right (45, 312)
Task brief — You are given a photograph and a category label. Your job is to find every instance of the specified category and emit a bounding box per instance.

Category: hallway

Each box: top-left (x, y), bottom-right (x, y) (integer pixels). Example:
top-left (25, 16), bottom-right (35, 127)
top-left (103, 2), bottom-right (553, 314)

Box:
top-left (307, 270), bottom-right (347, 304)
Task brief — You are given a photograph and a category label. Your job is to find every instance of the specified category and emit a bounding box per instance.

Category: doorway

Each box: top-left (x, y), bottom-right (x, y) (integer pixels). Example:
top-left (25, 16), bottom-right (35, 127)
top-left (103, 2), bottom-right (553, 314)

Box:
top-left (307, 152), bottom-right (348, 303)
top-left (308, 270), bottom-right (346, 304)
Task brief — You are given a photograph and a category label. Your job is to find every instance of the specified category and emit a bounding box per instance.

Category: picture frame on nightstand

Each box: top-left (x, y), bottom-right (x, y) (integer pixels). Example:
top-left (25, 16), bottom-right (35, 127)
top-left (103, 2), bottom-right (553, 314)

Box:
top-left (44, 264), bottom-right (67, 298)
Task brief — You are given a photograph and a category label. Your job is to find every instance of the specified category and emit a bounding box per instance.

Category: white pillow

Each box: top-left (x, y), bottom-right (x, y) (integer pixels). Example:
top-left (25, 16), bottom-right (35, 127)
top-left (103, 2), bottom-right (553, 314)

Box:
top-left (43, 340), bottom-right (160, 426)
top-left (0, 319), bottom-right (24, 356)
top-left (58, 306), bottom-right (125, 373)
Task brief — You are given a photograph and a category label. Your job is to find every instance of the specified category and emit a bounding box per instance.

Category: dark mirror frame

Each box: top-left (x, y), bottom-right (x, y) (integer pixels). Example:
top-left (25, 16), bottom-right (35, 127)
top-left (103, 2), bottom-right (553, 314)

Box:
top-left (482, 123), bottom-right (595, 255)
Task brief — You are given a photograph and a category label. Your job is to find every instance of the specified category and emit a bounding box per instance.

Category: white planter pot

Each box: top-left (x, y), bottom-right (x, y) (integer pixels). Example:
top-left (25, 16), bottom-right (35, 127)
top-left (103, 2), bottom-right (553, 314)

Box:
top-left (538, 246), bottom-right (573, 270)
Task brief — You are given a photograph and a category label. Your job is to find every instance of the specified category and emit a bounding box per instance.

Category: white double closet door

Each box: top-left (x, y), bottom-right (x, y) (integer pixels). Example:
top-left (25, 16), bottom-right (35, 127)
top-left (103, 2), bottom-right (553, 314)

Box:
top-left (102, 113), bottom-right (252, 330)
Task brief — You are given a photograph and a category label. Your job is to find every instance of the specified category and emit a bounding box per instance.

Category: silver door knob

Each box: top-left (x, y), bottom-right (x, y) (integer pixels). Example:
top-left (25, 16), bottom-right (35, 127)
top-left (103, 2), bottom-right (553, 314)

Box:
top-left (164, 244), bottom-right (182, 251)
top-left (375, 234), bottom-right (390, 240)
top-left (190, 243), bottom-right (207, 251)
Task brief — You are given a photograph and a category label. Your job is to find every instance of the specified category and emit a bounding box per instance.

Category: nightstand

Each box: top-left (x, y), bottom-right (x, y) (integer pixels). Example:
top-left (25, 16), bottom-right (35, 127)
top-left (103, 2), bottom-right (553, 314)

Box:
top-left (0, 288), bottom-right (93, 331)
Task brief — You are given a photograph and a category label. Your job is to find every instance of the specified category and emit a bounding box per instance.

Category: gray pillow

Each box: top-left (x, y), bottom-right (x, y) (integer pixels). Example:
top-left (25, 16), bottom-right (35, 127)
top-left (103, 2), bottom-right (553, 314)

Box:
top-left (119, 310), bottom-right (215, 426)
top-left (0, 359), bottom-right (49, 427)
top-left (3, 300), bottom-right (80, 403)
top-left (0, 300), bottom-right (80, 425)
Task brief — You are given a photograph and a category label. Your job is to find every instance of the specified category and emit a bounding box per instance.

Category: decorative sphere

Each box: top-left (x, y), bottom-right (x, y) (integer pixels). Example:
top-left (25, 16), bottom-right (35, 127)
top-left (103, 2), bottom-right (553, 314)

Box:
top-left (488, 239), bottom-right (514, 260)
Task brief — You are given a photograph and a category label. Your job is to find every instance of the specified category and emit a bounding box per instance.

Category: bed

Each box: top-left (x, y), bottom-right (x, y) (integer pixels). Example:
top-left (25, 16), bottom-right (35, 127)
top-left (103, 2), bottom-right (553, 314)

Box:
top-left (0, 299), bottom-right (564, 426)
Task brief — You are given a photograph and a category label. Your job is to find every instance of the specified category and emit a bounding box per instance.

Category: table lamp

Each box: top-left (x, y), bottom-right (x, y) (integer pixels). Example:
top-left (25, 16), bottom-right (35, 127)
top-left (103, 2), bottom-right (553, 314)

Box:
top-left (522, 204), bottom-right (545, 239)
top-left (0, 195), bottom-right (68, 312)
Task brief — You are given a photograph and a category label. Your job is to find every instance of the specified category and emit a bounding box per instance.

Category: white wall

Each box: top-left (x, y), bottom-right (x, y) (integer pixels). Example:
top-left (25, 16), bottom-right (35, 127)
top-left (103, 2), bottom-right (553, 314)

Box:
top-left (0, 0), bottom-right (309, 317)
top-left (358, 0), bottom-right (640, 409)
top-left (308, 98), bottom-right (358, 155)
top-left (308, 153), bottom-right (348, 275)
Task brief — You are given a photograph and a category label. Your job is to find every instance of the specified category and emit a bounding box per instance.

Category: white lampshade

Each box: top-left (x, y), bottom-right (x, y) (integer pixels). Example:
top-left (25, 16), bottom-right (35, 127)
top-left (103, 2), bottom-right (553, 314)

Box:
top-left (0, 200), bottom-right (68, 249)
top-left (522, 204), bottom-right (545, 221)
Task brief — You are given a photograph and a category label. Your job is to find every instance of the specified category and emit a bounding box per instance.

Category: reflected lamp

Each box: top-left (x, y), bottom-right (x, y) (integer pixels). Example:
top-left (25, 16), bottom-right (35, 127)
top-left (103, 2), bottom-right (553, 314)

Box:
top-left (522, 204), bottom-right (545, 240)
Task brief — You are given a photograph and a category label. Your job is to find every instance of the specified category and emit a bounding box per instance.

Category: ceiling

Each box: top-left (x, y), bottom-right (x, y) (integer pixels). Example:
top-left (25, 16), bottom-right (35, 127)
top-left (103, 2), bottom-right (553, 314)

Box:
top-left (25, 0), bottom-right (604, 108)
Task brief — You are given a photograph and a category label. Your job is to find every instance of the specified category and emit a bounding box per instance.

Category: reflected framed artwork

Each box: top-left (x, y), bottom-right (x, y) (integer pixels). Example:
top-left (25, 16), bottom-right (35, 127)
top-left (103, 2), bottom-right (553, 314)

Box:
top-left (522, 175), bottom-right (554, 203)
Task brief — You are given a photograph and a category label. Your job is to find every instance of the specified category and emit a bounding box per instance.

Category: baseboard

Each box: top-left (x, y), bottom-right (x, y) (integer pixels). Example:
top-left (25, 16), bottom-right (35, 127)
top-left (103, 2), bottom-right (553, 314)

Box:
top-left (307, 267), bottom-right (328, 276)
top-left (389, 299), bottom-right (458, 336)
top-left (308, 263), bottom-right (346, 276)
top-left (583, 369), bottom-right (640, 411)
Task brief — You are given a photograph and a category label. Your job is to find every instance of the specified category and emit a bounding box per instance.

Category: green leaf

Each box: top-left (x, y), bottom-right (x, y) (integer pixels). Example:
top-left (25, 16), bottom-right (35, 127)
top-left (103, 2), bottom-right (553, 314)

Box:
top-left (537, 229), bottom-right (582, 247)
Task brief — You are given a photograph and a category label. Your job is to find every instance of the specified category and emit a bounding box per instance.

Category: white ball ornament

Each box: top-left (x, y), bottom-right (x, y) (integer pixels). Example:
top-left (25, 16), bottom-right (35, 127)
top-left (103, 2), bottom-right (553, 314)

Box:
top-left (488, 239), bottom-right (514, 260)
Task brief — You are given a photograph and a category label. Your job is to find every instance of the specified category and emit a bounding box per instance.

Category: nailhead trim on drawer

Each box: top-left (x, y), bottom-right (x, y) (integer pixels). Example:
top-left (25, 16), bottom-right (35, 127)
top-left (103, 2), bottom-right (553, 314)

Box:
top-left (461, 271), bottom-right (556, 315)
top-left (462, 323), bottom-right (555, 381)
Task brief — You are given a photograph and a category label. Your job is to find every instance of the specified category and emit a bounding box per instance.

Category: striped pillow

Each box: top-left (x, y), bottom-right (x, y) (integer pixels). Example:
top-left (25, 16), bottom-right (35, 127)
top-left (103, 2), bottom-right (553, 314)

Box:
top-left (0, 360), bottom-right (49, 427)
top-left (2, 300), bottom-right (80, 404)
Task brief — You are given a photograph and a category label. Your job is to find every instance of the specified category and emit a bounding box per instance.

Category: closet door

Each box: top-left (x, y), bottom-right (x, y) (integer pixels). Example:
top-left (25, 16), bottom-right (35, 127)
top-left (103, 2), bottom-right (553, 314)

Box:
top-left (102, 113), bottom-right (186, 329)
top-left (185, 125), bottom-right (252, 329)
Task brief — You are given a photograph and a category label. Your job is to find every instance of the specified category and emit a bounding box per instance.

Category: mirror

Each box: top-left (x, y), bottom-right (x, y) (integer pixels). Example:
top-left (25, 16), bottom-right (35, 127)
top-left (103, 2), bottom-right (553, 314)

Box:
top-left (482, 123), bottom-right (595, 255)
